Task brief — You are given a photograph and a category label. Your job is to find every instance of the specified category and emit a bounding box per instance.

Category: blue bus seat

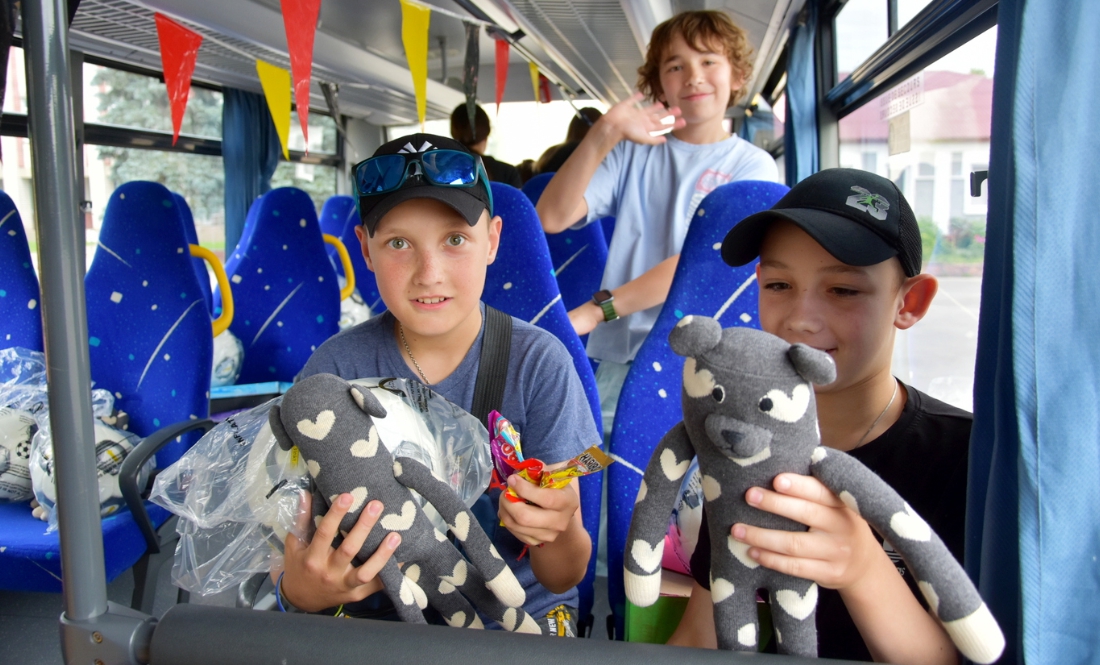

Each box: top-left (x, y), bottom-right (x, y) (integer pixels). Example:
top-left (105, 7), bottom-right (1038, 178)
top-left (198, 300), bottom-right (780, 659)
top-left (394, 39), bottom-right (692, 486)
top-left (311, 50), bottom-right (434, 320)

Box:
top-left (0, 181), bottom-right (217, 606)
top-left (219, 187), bottom-right (340, 384)
top-left (600, 216), bottom-right (616, 245)
top-left (605, 180), bottom-right (789, 638)
top-left (319, 195), bottom-right (384, 313)
top-left (482, 182), bottom-right (604, 631)
top-left (0, 191), bottom-right (42, 351)
top-left (174, 192), bottom-right (214, 316)
top-left (522, 174), bottom-right (610, 316)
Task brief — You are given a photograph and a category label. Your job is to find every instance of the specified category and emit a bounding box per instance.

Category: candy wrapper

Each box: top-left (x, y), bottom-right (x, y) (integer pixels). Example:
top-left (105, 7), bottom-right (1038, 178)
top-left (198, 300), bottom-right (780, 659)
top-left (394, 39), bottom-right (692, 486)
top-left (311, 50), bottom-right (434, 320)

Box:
top-left (487, 410), bottom-right (613, 504)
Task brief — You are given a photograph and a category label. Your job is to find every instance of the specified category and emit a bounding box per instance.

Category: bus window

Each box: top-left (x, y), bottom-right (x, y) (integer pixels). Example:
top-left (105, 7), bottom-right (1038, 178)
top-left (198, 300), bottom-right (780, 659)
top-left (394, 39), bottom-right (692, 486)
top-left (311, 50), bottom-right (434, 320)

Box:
top-left (837, 25), bottom-right (997, 411)
top-left (897, 0), bottom-right (936, 29)
top-left (835, 0), bottom-right (889, 82)
top-left (84, 62), bottom-right (223, 138)
top-left (272, 111), bottom-right (340, 214)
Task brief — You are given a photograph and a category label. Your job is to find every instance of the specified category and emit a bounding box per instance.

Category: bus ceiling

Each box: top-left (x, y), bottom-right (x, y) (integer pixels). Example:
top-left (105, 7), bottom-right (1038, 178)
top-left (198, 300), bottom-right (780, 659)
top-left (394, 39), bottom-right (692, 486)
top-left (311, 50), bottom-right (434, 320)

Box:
top-left (38, 0), bottom-right (799, 127)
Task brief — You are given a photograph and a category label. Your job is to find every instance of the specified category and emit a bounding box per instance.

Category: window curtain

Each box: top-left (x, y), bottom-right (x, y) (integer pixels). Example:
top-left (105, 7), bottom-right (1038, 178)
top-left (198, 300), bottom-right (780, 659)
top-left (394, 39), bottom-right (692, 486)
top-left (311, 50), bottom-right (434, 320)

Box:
top-left (222, 88), bottom-right (281, 256)
top-left (784, 1), bottom-right (818, 184)
top-left (968, 1), bottom-right (1100, 663)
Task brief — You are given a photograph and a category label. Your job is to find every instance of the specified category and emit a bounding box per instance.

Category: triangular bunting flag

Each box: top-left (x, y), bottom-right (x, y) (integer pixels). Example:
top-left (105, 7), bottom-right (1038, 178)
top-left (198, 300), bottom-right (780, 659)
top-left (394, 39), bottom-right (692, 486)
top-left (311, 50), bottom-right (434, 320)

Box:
top-left (280, 0), bottom-right (323, 149)
top-left (256, 60), bottom-right (292, 160)
top-left (463, 21), bottom-right (480, 142)
top-left (154, 13), bottom-right (203, 145)
top-left (400, 0), bottom-right (431, 129)
top-left (495, 38), bottom-right (509, 114)
top-left (528, 61), bottom-right (540, 103)
top-left (539, 74), bottom-right (553, 104)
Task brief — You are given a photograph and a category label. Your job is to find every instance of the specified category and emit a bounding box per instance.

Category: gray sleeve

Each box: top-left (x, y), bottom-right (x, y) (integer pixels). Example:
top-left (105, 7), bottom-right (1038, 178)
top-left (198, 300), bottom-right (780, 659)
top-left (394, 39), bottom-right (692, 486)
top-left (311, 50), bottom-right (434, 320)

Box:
top-left (513, 334), bottom-right (599, 465)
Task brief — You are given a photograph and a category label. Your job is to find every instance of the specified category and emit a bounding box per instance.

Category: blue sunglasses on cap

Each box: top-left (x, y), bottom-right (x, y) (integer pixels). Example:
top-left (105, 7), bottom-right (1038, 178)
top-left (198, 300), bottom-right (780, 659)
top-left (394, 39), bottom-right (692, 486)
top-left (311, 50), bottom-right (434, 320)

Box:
top-left (353, 149), bottom-right (494, 215)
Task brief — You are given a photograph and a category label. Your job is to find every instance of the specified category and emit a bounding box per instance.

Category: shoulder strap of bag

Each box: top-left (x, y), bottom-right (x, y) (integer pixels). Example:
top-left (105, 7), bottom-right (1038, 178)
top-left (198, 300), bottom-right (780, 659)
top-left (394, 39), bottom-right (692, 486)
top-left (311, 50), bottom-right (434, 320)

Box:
top-left (471, 305), bottom-right (512, 425)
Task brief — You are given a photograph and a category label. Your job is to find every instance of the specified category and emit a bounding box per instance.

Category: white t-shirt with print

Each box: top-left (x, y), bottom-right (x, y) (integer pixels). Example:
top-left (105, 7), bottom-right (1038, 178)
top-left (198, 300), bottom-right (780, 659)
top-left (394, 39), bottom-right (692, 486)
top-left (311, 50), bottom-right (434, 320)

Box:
top-left (580, 134), bottom-right (778, 364)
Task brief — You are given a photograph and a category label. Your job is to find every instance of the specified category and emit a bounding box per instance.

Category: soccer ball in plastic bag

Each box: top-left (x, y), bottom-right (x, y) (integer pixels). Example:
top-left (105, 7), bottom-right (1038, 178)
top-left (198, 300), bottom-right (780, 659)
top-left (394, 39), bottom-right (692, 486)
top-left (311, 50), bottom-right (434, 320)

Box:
top-left (211, 329), bottom-right (245, 387)
top-left (338, 286), bottom-right (371, 330)
top-left (30, 419), bottom-right (148, 520)
top-left (0, 406), bottom-right (37, 502)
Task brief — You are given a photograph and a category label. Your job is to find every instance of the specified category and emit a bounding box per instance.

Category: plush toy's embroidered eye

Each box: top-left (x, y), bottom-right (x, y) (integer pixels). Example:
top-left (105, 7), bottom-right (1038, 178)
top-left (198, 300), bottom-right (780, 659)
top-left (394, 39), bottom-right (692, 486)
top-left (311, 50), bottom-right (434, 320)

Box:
top-left (711, 386), bottom-right (725, 403)
top-left (759, 396), bottom-right (774, 412)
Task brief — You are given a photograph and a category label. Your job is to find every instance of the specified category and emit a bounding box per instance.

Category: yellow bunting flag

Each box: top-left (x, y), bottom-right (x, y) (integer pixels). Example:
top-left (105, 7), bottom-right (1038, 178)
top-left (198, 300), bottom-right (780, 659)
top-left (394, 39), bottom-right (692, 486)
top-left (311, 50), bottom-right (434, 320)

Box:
top-left (529, 61), bottom-right (540, 103)
top-left (400, 0), bottom-right (431, 129)
top-left (256, 60), bottom-right (291, 160)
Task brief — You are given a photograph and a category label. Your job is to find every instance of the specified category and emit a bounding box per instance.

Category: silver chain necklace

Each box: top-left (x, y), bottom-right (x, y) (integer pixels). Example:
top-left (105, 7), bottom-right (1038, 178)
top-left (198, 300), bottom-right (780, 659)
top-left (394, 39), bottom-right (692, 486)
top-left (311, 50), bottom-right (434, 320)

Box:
top-left (398, 323), bottom-right (431, 385)
top-left (856, 378), bottom-right (898, 448)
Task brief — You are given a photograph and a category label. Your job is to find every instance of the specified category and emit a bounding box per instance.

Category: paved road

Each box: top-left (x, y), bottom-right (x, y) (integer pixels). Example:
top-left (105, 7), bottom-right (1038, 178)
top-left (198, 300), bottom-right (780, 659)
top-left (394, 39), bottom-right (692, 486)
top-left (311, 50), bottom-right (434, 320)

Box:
top-left (894, 276), bottom-right (983, 412)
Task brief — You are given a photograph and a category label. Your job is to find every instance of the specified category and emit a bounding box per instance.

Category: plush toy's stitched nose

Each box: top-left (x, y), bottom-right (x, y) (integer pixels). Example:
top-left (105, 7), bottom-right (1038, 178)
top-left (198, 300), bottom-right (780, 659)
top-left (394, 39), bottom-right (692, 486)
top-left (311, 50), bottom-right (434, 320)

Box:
top-left (722, 430), bottom-right (744, 446)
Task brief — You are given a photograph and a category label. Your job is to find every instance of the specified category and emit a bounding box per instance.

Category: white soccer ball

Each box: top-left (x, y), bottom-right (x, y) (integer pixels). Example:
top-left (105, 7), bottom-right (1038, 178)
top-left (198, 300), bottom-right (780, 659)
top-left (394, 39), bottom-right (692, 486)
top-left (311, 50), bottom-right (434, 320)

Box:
top-left (338, 286), bottom-right (371, 330)
top-left (30, 419), bottom-right (145, 519)
top-left (0, 406), bottom-right (37, 502)
top-left (211, 329), bottom-right (245, 387)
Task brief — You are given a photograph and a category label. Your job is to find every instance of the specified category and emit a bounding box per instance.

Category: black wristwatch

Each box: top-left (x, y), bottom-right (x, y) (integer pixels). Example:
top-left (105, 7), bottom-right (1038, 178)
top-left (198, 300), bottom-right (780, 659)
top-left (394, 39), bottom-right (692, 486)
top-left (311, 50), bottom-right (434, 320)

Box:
top-left (592, 289), bottom-right (618, 322)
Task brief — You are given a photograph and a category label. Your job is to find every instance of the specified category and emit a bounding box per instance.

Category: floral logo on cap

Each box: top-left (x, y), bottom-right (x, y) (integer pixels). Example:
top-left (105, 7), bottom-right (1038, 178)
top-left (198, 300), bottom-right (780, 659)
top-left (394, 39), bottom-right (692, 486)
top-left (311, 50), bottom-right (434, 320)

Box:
top-left (846, 186), bottom-right (890, 221)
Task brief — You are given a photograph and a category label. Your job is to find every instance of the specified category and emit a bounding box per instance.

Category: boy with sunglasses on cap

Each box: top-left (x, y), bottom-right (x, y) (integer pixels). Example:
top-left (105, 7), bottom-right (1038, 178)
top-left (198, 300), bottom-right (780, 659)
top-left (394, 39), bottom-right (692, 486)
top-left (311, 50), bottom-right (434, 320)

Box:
top-left (275, 134), bottom-right (598, 635)
top-left (667, 168), bottom-right (972, 665)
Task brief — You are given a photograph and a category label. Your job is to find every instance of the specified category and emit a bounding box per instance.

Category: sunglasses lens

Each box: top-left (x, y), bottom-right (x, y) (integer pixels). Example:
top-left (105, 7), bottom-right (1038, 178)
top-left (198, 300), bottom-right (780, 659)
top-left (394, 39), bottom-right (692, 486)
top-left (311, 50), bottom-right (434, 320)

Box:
top-left (356, 155), bottom-right (407, 194)
top-left (421, 150), bottom-right (478, 186)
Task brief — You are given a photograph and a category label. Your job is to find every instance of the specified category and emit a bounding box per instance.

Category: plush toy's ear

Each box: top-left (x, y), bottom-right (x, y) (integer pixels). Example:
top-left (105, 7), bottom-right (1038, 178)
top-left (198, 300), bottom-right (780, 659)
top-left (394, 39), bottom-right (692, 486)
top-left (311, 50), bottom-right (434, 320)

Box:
top-left (349, 384), bottom-right (387, 419)
top-left (268, 404), bottom-right (295, 451)
top-left (668, 315), bottom-right (723, 358)
top-left (788, 343), bottom-right (836, 385)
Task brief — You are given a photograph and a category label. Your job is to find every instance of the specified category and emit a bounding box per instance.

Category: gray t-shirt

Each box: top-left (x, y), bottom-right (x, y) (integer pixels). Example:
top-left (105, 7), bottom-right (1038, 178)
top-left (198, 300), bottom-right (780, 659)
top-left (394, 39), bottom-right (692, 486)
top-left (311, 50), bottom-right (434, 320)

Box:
top-left (299, 304), bottom-right (599, 623)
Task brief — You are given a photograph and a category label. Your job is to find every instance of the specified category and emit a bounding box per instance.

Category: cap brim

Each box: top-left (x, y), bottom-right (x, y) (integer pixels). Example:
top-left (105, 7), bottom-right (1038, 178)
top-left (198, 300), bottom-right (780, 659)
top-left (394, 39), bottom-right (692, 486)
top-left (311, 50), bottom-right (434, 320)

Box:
top-left (722, 207), bottom-right (898, 268)
top-left (361, 185), bottom-right (486, 235)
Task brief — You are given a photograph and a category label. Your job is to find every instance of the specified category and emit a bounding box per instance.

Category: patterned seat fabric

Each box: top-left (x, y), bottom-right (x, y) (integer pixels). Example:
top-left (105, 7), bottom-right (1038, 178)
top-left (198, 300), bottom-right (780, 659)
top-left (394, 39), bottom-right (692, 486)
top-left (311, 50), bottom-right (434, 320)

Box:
top-left (319, 195), bottom-right (385, 313)
top-left (483, 182), bottom-right (605, 624)
top-left (605, 180), bottom-right (789, 637)
top-left (174, 192), bottom-right (214, 315)
top-left (220, 187), bottom-right (340, 384)
top-left (522, 173), bottom-right (610, 316)
top-left (0, 191), bottom-right (42, 351)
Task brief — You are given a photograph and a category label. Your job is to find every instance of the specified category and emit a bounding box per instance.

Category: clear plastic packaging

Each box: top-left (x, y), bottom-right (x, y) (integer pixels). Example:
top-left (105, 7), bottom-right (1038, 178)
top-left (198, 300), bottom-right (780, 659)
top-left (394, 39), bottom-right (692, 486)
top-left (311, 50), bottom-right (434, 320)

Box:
top-left (150, 377), bottom-right (492, 596)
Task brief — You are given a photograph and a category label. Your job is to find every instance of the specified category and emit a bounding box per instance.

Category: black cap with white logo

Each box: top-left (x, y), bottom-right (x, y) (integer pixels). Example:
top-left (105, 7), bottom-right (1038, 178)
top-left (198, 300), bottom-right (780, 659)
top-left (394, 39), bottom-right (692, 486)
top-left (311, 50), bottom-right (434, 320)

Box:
top-left (357, 133), bottom-right (493, 236)
top-left (721, 168), bottom-right (922, 277)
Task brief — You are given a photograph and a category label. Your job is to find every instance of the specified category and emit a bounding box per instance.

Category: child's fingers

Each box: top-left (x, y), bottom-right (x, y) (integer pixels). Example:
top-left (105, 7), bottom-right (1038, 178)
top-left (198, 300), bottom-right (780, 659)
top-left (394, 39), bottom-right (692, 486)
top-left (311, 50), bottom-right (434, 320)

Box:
top-left (745, 546), bottom-right (837, 586)
top-left (745, 485), bottom-right (848, 533)
top-left (351, 531), bottom-right (401, 590)
top-left (731, 522), bottom-right (842, 564)
top-left (332, 500), bottom-right (384, 569)
top-left (507, 476), bottom-right (579, 512)
top-left (310, 493), bottom-right (352, 556)
top-left (771, 473), bottom-right (846, 508)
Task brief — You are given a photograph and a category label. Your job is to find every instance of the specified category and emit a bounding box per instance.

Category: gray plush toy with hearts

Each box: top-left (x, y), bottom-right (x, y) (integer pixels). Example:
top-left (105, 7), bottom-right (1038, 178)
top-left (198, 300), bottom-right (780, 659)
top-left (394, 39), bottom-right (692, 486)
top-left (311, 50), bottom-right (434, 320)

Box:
top-left (269, 372), bottom-right (542, 634)
top-left (624, 316), bottom-right (1004, 662)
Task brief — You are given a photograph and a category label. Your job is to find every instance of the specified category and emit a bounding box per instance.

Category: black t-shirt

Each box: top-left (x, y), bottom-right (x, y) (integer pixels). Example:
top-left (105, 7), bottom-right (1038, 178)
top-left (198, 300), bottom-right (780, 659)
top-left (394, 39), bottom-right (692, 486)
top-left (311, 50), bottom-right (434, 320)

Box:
top-left (688, 383), bottom-right (972, 661)
top-left (481, 154), bottom-right (523, 189)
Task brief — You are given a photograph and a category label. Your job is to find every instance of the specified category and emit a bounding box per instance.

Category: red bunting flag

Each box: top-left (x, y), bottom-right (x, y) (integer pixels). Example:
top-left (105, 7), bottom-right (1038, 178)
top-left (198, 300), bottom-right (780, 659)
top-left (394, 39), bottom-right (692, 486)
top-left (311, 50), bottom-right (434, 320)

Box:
top-left (154, 13), bottom-right (203, 145)
top-left (494, 38), bottom-right (509, 114)
top-left (539, 73), bottom-right (553, 104)
top-left (280, 0), bottom-right (323, 148)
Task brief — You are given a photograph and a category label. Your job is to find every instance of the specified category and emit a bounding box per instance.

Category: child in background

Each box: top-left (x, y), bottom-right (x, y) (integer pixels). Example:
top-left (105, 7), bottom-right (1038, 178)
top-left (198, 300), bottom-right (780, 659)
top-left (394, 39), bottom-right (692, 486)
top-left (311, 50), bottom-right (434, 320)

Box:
top-left (537, 10), bottom-right (778, 438)
top-left (667, 168), bottom-right (969, 665)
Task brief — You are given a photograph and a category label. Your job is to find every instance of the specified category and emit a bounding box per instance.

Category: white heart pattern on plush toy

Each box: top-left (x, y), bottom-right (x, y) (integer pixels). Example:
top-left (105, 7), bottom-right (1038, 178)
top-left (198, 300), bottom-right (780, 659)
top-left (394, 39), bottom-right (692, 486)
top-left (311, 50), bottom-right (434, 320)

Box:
top-left (399, 572), bottom-right (428, 609)
top-left (682, 357), bottom-right (716, 398)
top-left (350, 428), bottom-right (379, 458)
top-left (450, 512), bottom-right (470, 541)
top-left (660, 449), bottom-right (690, 481)
top-left (347, 486), bottom-right (368, 513)
top-left (297, 410), bottom-right (335, 440)
top-left (380, 500), bottom-right (416, 531)
top-left (761, 384), bottom-right (810, 423)
top-left (441, 559), bottom-right (468, 587)
top-left (710, 577), bottom-right (735, 604)
top-left (890, 502), bottom-right (932, 542)
top-left (775, 583), bottom-right (818, 620)
top-left (631, 539), bottom-right (663, 573)
top-left (727, 535), bottom-right (760, 569)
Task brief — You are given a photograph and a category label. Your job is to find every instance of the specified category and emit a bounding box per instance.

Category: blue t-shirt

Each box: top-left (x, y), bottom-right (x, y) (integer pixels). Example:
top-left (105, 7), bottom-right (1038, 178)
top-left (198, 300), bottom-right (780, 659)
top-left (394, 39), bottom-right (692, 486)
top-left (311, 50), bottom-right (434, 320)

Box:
top-left (299, 304), bottom-right (599, 623)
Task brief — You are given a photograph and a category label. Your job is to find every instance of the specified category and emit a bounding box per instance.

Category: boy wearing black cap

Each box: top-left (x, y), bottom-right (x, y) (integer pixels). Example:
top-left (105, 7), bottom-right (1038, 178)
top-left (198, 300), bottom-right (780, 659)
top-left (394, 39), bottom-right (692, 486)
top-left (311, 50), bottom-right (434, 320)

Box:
top-left (668, 168), bottom-right (971, 665)
top-left (276, 134), bottom-right (598, 634)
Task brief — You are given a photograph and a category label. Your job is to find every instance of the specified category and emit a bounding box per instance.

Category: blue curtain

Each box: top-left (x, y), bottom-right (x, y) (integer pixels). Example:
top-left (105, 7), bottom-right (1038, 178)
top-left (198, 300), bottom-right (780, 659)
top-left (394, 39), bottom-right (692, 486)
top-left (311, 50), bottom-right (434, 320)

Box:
top-left (969, 1), bottom-right (1100, 663)
top-left (222, 88), bottom-right (281, 256)
top-left (784, 2), bottom-right (818, 184)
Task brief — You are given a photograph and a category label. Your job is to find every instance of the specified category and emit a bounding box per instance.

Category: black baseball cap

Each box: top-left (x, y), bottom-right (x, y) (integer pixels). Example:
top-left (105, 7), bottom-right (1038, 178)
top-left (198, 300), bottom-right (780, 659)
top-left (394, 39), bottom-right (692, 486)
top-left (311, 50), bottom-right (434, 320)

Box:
top-left (721, 168), bottom-right (922, 277)
top-left (355, 133), bottom-right (493, 236)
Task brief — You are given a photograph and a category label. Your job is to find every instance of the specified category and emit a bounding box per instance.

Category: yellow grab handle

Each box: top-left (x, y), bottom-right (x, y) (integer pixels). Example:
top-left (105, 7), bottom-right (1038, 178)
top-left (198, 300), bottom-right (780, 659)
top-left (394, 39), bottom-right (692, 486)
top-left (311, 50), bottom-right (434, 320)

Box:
top-left (190, 244), bottom-right (234, 337)
top-left (322, 233), bottom-right (356, 301)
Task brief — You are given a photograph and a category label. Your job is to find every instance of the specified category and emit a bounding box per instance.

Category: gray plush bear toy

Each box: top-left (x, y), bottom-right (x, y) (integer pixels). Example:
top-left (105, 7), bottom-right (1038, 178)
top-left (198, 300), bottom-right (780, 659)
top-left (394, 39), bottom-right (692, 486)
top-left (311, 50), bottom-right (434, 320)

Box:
top-left (269, 372), bottom-right (542, 634)
top-left (624, 316), bottom-right (1004, 663)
